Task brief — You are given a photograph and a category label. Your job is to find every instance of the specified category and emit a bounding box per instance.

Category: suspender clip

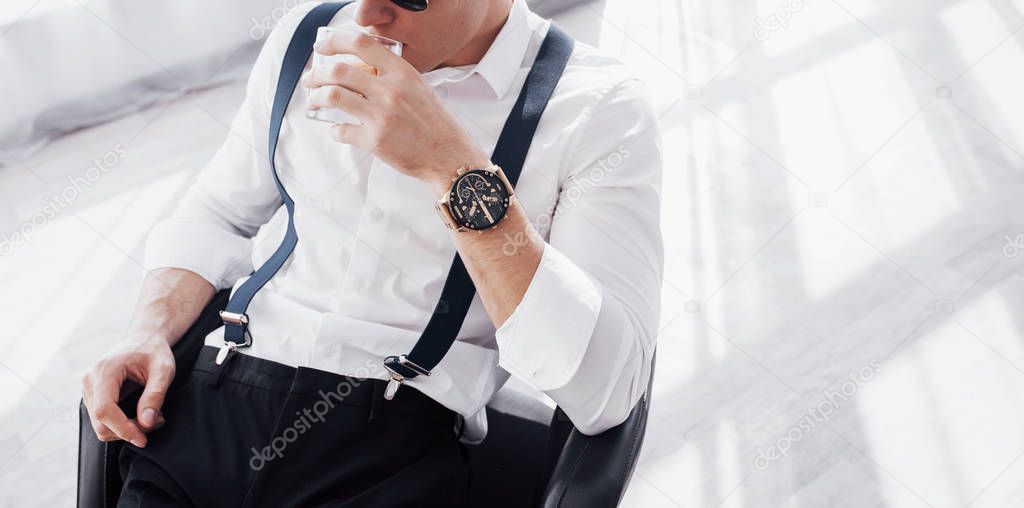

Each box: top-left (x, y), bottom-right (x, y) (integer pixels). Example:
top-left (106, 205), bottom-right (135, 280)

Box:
top-left (384, 374), bottom-right (403, 401)
top-left (219, 310), bottom-right (252, 350)
top-left (382, 355), bottom-right (431, 400)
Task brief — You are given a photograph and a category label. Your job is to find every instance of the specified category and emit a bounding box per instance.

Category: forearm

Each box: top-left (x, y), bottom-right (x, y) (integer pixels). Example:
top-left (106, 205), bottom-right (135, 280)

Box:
top-left (448, 199), bottom-right (543, 328)
top-left (126, 268), bottom-right (216, 346)
top-left (424, 146), bottom-right (543, 328)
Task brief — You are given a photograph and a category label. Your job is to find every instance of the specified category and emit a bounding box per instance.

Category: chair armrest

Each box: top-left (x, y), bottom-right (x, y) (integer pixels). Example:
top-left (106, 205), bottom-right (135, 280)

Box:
top-left (538, 396), bottom-right (650, 508)
top-left (538, 353), bottom-right (656, 508)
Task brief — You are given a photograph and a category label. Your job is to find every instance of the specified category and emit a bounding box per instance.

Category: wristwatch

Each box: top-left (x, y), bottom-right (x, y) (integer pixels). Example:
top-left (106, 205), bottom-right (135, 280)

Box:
top-left (434, 163), bottom-right (514, 232)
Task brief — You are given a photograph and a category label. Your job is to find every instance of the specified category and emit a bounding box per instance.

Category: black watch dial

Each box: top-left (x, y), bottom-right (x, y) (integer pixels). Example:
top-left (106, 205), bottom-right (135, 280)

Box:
top-left (448, 169), bottom-right (511, 230)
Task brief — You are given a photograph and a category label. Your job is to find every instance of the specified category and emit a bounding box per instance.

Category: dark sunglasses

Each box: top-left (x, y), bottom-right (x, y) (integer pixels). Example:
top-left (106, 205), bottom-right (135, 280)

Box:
top-left (391, 0), bottom-right (428, 11)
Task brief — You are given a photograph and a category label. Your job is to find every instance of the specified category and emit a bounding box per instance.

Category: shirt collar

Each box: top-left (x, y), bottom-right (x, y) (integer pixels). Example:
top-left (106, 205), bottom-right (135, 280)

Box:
top-left (421, 0), bottom-right (536, 100)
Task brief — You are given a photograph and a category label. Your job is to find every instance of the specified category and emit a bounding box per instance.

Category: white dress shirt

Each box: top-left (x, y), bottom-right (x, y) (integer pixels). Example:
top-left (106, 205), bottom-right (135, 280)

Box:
top-left (144, 0), bottom-right (663, 444)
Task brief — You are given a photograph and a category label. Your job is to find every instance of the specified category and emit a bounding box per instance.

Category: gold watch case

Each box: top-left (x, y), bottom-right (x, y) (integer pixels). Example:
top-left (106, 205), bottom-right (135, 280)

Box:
top-left (434, 164), bottom-right (515, 232)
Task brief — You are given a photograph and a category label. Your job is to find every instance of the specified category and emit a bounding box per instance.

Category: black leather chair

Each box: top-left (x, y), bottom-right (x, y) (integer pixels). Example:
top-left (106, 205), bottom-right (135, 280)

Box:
top-left (78, 289), bottom-right (655, 507)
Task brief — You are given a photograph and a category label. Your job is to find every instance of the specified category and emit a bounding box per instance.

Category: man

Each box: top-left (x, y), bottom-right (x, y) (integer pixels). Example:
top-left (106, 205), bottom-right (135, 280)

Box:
top-left (82, 0), bottom-right (663, 505)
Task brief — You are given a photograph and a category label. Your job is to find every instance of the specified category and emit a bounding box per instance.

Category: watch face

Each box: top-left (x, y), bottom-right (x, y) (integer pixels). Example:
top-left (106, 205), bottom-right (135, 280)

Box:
top-left (448, 169), bottom-right (511, 230)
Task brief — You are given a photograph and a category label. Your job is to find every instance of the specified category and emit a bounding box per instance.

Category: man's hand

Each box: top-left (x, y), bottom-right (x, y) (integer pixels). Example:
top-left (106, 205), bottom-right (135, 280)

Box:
top-left (299, 33), bottom-right (544, 337)
top-left (81, 336), bottom-right (173, 447)
top-left (301, 30), bottom-right (491, 196)
top-left (80, 268), bottom-right (214, 447)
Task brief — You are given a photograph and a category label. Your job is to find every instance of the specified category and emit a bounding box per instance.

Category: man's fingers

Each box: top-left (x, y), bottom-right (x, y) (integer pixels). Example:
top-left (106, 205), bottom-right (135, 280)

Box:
top-left (93, 378), bottom-right (148, 447)
top-left (136, 357), bottom-right (174, 431)
top-left (308, 85), bottom-right (370, 118)
top-left (83, 372), bottom-right (117, 440)
top-left (81, 373), bottom-right (93, 409)
top-left (304, 61), bottom-right (376, 96)
top-left (314, 31), bottom-right (402, 76)
top-left (90, 417), bottom-right (118, 442)
top-left (330, 122), bottom-right (370, 148)
top-left (92, 400), bottom-right (146, 445)
top-left (83, 376), bottom-right (115, 441)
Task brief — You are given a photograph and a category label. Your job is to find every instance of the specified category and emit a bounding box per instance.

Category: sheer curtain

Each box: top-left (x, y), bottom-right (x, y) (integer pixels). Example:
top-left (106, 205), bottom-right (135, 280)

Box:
top-left (0, 0), bottom-right (589, 165)
top-left (0, 0), bottom-right (291, 163)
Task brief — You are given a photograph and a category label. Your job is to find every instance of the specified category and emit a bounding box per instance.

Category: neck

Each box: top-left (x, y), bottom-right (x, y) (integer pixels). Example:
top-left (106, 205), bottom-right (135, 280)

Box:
top-left (440, 0), bottom-right (513, 68)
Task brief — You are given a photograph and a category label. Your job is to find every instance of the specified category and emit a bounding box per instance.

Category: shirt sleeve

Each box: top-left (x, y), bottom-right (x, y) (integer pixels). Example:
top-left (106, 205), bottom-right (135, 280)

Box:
top-left (143, 4), bottom-right (320, 289)
top-left (494, 77), bottom-right (664, 435)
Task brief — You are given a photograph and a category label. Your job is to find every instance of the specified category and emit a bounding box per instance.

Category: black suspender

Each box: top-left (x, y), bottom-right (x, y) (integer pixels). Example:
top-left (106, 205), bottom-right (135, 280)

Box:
top-left (218, 1), bottom-right (576, 400)
top-left (219, 1), bottom-right (356, 352)
top-left (382, 24), bottom-right (575, 398)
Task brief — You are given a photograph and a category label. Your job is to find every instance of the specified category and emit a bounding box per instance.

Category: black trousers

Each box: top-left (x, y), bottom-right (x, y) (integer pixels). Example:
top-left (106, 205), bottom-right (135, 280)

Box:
top-left (117, 346), bottom-right (470, 507)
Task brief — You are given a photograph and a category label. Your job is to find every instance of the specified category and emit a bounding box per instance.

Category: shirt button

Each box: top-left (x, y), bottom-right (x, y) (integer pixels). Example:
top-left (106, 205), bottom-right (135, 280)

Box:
top-left (369, 207), bottom-right (384, 221)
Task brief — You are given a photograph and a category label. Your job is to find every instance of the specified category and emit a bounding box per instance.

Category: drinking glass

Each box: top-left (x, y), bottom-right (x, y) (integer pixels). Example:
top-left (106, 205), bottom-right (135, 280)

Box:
top-left (306, 26), bottom-right (404, 125)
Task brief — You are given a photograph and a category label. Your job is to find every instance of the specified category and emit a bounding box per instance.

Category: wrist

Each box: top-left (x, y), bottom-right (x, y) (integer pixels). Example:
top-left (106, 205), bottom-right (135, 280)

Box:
top-left (118, 334), bottom-right (174, 357)
top-left (127, 330), bottom-right (173, 346)
top-left (424, 147), bottom-right (492, 197)
top-left (124, 320), bottom-right (176, 347)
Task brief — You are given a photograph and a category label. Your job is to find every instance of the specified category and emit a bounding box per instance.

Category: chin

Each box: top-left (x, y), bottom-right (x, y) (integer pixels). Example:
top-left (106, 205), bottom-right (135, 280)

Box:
top-left (402, 54), bottom-right (429, 73)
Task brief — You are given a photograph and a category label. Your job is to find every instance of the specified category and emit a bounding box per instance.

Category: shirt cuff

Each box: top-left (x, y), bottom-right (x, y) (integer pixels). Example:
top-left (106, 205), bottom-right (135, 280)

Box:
top-left (495, 243), bottom-right (603, 390)
top-left (143, 218), bottom-right (255, 290)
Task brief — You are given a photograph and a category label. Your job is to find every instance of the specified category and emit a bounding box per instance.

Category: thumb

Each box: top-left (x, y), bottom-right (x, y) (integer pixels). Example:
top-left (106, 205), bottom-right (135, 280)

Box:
top-left (136, 358), bottom-right (174, 430)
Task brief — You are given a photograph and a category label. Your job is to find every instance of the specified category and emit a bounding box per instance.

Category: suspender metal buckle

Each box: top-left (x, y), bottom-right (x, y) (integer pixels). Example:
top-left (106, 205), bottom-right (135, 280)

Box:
top-left (217, 311), bottom-right (252, 365)
top-left (382, 355), bottom-right (431, 400)
top-left (219, 310), bottom-right (249, 326)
